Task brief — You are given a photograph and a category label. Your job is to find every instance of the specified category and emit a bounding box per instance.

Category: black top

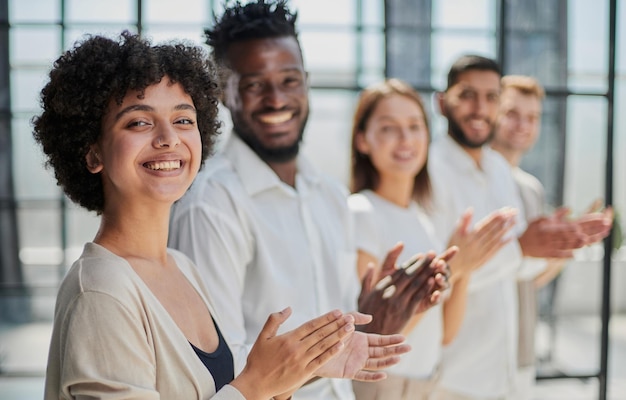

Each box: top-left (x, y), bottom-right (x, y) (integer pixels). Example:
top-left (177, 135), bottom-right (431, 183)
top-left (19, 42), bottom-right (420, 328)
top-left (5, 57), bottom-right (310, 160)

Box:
top-left (190, 319), bottom-right (235, 392)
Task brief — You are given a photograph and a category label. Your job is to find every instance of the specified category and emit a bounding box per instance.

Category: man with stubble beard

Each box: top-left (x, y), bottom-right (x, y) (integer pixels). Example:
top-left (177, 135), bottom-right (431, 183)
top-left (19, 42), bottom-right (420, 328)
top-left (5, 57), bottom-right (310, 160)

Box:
top-left (169, 1), bottom-right (453, 399)
top-left (427, 55), bottom-right (593, 400)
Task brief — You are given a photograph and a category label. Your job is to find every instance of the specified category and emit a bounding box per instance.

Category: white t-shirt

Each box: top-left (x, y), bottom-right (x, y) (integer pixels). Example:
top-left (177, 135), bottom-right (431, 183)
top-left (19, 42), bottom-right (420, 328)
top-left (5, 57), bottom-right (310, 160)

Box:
top-left (428, 134), bottom-right (526, 399)
top-left (348, 189), bottom-right (443, 379)
top-left (169, 134), bottom-right (360, 400)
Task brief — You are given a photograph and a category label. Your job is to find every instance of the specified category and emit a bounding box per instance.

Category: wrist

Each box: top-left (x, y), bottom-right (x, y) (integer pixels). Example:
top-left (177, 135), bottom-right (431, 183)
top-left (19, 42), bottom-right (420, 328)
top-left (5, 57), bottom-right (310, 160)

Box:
top-left (230, 369), bottom-right (270, 400)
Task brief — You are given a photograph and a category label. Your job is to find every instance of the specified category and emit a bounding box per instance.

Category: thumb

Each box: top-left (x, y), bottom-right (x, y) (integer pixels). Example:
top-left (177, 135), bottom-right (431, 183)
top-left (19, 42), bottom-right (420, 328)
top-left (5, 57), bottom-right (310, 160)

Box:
top-left (455, 207), bottom-right (474, 236)
top-left (259, 307), bottom-right (292, 339)
top-left (586, 198), bottom-right (604, 214)
top-left (348, 311), bottom-right (373, 325)
top-left (553, 207), bottom-right (571, 221)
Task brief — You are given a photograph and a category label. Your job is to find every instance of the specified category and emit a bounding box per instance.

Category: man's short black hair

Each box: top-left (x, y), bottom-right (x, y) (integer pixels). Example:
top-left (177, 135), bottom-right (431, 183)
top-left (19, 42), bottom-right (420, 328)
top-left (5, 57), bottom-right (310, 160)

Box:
top-left (447, 54), bottom-right (501, 90)
top-left (205, 0), bottom-right (299, 66)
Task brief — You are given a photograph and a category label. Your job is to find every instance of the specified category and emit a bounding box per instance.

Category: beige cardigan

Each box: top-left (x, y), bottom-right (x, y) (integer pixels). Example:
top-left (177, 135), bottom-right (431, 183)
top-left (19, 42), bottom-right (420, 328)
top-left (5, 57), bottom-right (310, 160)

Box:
top-left (44, 242), bottom-right (246, 400)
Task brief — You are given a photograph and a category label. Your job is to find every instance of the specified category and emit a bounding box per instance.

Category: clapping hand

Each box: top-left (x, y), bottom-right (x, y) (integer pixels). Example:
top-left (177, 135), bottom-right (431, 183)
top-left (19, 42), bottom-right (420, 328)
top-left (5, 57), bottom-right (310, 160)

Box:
top-left (447, 207), bottom-right (517, 282)
top-left (357, 244), bottom-right (457, 335)
top-left (315, 312), bottom-right (410, 382)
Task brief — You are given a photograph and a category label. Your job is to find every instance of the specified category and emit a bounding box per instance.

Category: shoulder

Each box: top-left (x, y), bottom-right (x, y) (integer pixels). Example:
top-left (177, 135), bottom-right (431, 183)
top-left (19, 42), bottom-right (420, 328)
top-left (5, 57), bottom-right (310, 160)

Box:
top-left (347, 192), bottom-right (374, 213)
top-left (484, 148), bottom-right (518, 184)
top-left (512, 167), bottom-right (544, 192)
top-left (55, 244), bottom-right (145, 315)
top-left (301, 155), bottom-right (349, 200)
top-left (172, 154), bottom-right (244, 220)
top-left (485, 147), bottom-right (514, 171)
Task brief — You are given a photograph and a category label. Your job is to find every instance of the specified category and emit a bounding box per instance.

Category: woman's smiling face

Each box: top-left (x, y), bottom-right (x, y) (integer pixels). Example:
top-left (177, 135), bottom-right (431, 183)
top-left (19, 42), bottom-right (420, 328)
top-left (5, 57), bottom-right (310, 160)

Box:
top-left (92, 78), bottom-right (202, 210)
top-left (356, 94), bottom-right (430, 180)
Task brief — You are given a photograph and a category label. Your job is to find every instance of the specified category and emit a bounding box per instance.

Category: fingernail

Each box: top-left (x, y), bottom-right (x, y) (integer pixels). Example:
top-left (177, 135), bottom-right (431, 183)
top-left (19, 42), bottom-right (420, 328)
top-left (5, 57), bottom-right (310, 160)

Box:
top-left (375, 275), bottom-right (392, 290)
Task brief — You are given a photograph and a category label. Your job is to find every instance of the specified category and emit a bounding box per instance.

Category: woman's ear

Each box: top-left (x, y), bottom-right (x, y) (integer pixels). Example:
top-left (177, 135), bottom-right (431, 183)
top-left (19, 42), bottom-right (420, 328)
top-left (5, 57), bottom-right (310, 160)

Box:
top-left (85, 146), bottom-right (103, 173)
top-left (354, 131), bottom-right (370, 155)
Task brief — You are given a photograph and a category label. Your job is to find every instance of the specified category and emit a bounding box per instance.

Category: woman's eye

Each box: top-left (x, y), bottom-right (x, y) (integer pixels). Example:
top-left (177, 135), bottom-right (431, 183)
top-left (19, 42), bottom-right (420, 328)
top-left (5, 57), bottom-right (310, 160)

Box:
top-left (127, 120), bottom-right (150, 128)
top-left (176, 118), bottom-right (195, 125)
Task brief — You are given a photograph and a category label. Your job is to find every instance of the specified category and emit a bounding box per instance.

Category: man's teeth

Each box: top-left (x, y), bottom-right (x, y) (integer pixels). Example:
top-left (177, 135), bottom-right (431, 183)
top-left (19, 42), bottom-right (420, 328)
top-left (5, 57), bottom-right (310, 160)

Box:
top-left (469, 120), bottom-right (487, 129)
top-left (259, 112), bottom-right (292, 124)
top-left (146, 160), bottom-right (181, 170)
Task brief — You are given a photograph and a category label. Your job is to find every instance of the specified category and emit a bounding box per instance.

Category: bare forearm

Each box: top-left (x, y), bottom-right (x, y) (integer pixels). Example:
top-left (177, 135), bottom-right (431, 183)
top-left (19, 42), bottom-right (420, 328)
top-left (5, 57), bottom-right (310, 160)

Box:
top-left (533, 259), bottom-right (567, 288)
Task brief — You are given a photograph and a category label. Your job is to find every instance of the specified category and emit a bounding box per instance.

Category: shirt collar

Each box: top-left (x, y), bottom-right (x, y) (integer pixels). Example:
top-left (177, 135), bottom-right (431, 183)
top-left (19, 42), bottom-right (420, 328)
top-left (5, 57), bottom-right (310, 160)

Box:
top-left (223, 133), bottom-right (321, 197)
top-left (440, 134), bottom-right (497, 174)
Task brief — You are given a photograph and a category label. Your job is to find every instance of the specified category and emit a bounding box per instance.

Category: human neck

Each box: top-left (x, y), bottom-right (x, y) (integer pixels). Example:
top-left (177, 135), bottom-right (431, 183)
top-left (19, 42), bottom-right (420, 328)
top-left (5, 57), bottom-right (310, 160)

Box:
top-left (93, 202), bottom-right (170, 264)
top-left (374, 175), bottom-right (414, 208)
top-left (267, 159), bottom-right (298, 188)
top-left (461, 144), bottom-right (485, 169)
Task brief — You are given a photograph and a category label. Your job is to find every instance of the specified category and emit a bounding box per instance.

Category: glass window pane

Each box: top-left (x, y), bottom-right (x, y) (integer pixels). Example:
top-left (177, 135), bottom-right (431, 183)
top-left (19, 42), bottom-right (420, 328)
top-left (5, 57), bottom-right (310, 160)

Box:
top-left (563, 96), bottom-right (608, 212)
top-left (303, 89), bottom-right (356, 185)
top-left (361, 31), bottom-right (384, 72)
top-left (143, 27), bottom-right (206, 46)
top-left (12, 118), bottom-right (61, 200)
top-left (10, 69), bottom-right (50, 113)
top-left (361, 0), bottom-right (384, 27)
top-left (505, 35), bottom-right (567, 88)
top-left (9, 0), bottom-right (60, 23)
top-left (293, 0), bottom-right (356, 26)
top-left (10, 27), bottom-right (61, 66)
top-left (619, 0), bottom-right (626, 74)
top-left (568, 0), bottom-right (609, 92)
top-left (431, 32), bottom-right (496, 90)
top-left (17, 208), bottom-right (62, 261)
top-left (505, 0), bottom-right (562, 31)
top-left (432, 0), bottom-right (495, 30)
top-left (63, 27), bottom-right (139, 50)
top-left (66, 0), bottom-right (135, 23)
top-left (144, 0), bottom-right (208, 24)
top-left (66, 205), bottom-right (99, 256)
top-left (301, 31), bottom-right (356, 86)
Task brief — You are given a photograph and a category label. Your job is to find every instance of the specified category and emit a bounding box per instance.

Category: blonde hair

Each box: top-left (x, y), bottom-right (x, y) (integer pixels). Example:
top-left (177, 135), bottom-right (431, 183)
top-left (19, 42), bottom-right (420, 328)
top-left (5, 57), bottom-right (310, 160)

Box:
top-left (501, 75), bottom-right (545, 99)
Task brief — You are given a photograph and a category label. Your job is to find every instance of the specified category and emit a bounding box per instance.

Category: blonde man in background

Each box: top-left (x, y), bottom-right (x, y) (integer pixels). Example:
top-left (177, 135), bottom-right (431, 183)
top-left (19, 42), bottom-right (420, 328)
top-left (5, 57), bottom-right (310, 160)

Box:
top-left (491, 74), bottom-right (613, 399)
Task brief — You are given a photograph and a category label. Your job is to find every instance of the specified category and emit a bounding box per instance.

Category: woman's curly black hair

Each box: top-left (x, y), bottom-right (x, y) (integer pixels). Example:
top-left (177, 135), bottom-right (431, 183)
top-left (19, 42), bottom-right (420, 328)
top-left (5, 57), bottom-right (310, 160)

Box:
top-left (205, 0), bottom-right (299, 67)
top-left (32, 31), bottom-right (221, 214)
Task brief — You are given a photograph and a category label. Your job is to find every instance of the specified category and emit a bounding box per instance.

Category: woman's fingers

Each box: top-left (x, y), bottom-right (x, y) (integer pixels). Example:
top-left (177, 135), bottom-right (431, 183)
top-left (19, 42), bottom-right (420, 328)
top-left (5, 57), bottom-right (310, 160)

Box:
top-left (258, 307), bottom-right (292, 339)
top-left (301, 313), bottom-right (355, 357)
top-left (292, 309), bottom-right (344, 340)
top-left (304, 321), bottom-right (356, 370)
top-left (353, 370), bottom-right (388, 382)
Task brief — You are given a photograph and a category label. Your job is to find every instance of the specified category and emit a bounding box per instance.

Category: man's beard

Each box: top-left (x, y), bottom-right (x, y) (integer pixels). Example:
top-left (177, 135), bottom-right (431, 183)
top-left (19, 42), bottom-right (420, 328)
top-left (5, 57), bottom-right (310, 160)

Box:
top-left (447, 108), bottom-right (495, 149)
top-left (233, 112), bottom-right (309, 163)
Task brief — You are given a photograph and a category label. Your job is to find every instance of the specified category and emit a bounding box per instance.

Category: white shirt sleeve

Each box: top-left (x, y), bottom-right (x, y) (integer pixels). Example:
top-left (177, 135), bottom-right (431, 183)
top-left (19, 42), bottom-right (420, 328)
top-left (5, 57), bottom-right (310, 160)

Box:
top-left (348, 193), bottom-right (384, 259)
top-left (169, 183), bottom-right (254, 375)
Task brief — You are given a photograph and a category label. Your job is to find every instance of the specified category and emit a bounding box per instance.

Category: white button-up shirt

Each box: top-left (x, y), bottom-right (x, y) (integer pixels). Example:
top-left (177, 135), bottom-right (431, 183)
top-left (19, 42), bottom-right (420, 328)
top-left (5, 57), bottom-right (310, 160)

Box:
top-left (428, 134), bottom-right (526, 399)
top-left (348, 190), bottom-right (444, 380)
top-left (169, 134), bottom-right (360, 400)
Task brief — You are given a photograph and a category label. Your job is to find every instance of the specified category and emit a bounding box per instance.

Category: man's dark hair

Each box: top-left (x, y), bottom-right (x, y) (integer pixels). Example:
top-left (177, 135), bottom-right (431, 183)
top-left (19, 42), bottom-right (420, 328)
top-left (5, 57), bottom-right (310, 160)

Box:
top-left (205, 0), bottom-right (300, 66)
top-left (446, 54), bottom-right (501, 90)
